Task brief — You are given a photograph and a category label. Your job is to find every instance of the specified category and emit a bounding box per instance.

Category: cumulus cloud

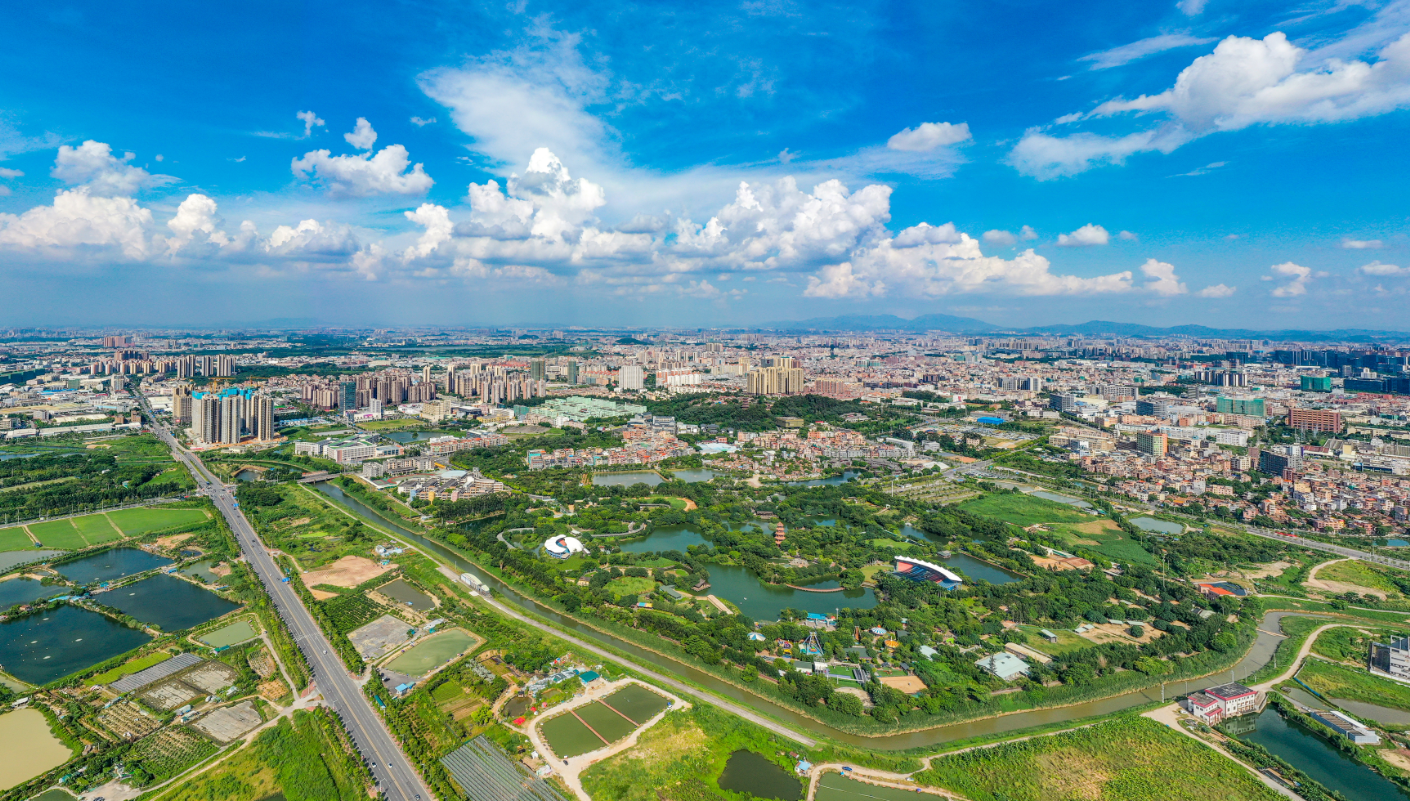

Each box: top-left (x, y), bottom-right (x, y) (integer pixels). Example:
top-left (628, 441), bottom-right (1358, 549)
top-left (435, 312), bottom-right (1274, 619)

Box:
top-left (298, 111), bottom-right (325, 138)
top-left (1140, 258), bottom-right (1187, 295)
top-left (0, 188), bottom-right (154, 259)
top-left (894, 222), bottom-right (961, 247)
top-left (344, 118), bottom-right (377, 150)
top-left (1358, 260), bottom-right (1408, 276)
top-left (1198, 283), bottom-right (1237, 297)
top-left (1269, 261), bottom-right (1313, 296)
top-left (163, 194), bottom-right (230, 255)
top-left (982, 229), bottom-right (1018, 247)
top-left (1020, 225), bottom-right (1038, 240)
top-left (1342, 238), bottom-right (1383, 249)
top-left (51, 140), bottom-right (170, 196)
top-left (410, 116), bottom-right (436, 127)
top-left (1079, 33), bottom-right (1216, 70)
top-left (886, 122), bottom-right (972, 152)
top-left (291, 138), bottom-right (433, 198)
top-left (1119, 230), bottom-right (1138, 241)
top-left (1012, 30), bottom-right (1410, 177)
top-left (1057, 224), bottom-right (1110, 247)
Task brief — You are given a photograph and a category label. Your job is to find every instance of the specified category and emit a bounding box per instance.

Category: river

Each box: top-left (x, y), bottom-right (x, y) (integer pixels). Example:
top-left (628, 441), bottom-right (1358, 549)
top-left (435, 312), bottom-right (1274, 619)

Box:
top-left (310, 481), bottom-right (1330, 749)
top-left (1235, 706), bottom-right (1409, 801)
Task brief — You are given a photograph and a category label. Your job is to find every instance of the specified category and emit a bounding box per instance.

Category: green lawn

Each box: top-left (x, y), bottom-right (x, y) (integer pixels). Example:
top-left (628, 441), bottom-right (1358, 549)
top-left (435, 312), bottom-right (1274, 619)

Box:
top-left (869, 538), bottom-right (914, 551)
top-left (106, 507), bottom-right (209, 536)
top-left (958, 493), bottom-right (1093, 527)
top-left (1019, 625), bottom-right (1094, 656)
top-left (1046, 521), bottom-right (1159, 565)
top-left (27, 519), bottom-right (87, 549)
top-left (1298, 659), bottom-right (1410, 714)
top-left (917, 716), bottom-right (1282, 801)
top-left (640, 496), bottom-right (689, 511)
top-left (1316, 560), bottom-right (1400, 596)
top-left (90, 651), bottom-right (172, 685)
top-left (606, 576), bottom-right (657, 599)
top-left (73, 514), bottom-right (123, 544)
top-left (0, 526), bottom-right (36, 551)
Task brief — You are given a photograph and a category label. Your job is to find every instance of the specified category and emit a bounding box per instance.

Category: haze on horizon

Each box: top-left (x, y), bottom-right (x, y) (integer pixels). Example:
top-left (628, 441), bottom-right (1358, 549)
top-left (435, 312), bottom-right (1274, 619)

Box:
top-left (1, 0), bottom-right (1409, 330)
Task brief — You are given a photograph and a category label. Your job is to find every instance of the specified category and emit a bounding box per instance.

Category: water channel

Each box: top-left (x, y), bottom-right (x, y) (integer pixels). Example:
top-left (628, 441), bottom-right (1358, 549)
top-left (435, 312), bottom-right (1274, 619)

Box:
top-left (310, 481), bottom-right (1332, 749)
top-left (1235, 706), bottom-right (1409, 801)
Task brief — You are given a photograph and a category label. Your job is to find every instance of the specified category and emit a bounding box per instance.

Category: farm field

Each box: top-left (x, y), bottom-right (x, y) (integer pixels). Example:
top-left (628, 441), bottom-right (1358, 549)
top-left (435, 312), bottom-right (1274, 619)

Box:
top-left (0, 527), bottom-right (35, 552)
top-left (72, 514), bottom-right (122, 544)
top-left (916, 716), bottom-right (1282, 801)
top-left (540, 685), bottom-right (671, 759)
top-left (200, 619), bottom-right (259, 648)
top-left (105, 507), bottom-right (209, 536)
top-left (26, 519), bottom-right (89, 550)
top-left (0, 507), bottom-right (210, 552)
top-left (90, 651), bottom-right (172, 685)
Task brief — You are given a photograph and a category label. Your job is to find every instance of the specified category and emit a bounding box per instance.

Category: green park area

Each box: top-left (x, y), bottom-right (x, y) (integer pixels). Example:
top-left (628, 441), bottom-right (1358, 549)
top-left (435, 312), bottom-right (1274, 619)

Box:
top-left (1315, 559), bottom-right (1404, 598)
top-left (604, 576), bottom-right (656, 599)
top-left (957, 493), bottom-right (1092, 527)
top-left (959, 492), bottom-right (1157, 564)
top-left (916, 716), bottom-right (1282, 801)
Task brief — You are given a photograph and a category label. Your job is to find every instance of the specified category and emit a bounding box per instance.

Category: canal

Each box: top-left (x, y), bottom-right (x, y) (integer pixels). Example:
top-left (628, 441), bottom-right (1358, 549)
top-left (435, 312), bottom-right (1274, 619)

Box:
top-left (310, 481), bottom-right (1330, 749)
top-left (1235, 706), bottom-right (1409, 801)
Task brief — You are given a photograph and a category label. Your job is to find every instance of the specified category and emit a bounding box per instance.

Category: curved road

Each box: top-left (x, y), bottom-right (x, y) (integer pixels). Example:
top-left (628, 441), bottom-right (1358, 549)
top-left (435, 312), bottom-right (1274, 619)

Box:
top-left (141, 405), bottom-right (430, 801)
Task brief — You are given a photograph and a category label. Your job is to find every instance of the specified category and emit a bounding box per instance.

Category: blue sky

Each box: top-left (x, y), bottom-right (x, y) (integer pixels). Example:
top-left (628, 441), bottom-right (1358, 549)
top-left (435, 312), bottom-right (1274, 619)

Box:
top-left (2, 0), bottom-right (1409, 329)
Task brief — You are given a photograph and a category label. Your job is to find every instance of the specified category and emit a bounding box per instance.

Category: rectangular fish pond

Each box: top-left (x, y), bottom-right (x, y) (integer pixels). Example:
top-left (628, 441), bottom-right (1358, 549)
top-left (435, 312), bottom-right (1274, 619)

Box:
top-left (55, 548), bottom-right (172, 585)
top-left (377, 578), bottom-right (437, 612)
top-left (539, 684), bottom-right (670, 759)
top-left (383, 629), bottom-right (477, 677)
top-left (97, 573), bottom-right (241, 632)
top-left (0, 604), bottom-right (151, 685)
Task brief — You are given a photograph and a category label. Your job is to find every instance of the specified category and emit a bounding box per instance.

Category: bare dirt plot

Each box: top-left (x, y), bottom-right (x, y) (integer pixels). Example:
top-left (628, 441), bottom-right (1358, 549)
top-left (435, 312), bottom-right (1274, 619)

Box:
top-left (310, 588), bottom-right (339, 600)
top-left (142, 678), bottom-right (200, 710)
top-left (348, 614), bottom-right (414, 659)
top-left (193, 700), bottom-right (262, 743)
top-left (878, 675), bottom-right (927, 694)
top-left (1303, 558), bottom-right (1389, 600)
top-left (155, 533), bottom-right (195, 550)
top-left (834, 686), bottom-right (873, 708)
top-left (1077, 622), bottom-right (1164, 646)
top-left (301, 554), bottom-right (392, 589)
top-left (183, 661), bottom-right (237, 694)
top-left (1382, 749), bottom-right (1410, 771)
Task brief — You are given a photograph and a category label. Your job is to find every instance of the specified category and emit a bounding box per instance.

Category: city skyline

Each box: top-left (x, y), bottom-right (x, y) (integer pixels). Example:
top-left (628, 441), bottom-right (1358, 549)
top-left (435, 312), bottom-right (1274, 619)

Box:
top-left (2, 0), bottom-right (1410, 329)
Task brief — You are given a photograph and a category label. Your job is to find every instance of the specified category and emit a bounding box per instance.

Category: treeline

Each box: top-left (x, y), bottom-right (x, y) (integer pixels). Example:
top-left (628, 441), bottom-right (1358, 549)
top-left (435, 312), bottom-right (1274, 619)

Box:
top-left (0, 451), bottom-right (188, 521)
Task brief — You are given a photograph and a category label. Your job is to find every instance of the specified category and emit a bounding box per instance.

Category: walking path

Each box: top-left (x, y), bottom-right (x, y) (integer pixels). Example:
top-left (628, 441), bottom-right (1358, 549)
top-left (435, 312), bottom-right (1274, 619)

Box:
top-left (521, 678), bottom-right (690, 801)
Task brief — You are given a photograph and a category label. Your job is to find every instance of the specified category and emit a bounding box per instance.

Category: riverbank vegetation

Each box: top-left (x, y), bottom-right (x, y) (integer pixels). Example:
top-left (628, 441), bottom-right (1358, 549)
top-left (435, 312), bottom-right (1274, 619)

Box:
top-left (1298, 658), bottom-right (1410, 714)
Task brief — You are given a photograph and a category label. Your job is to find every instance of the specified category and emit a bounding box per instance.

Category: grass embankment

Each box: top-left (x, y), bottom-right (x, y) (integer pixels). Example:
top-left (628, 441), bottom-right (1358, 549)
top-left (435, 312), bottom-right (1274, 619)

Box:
top-left (1299, 659), bottom-right (1410, 714)
top-left (916, 716), bottom-right (1282, 801)
top-left (155, 709), bottom-right (371, 801)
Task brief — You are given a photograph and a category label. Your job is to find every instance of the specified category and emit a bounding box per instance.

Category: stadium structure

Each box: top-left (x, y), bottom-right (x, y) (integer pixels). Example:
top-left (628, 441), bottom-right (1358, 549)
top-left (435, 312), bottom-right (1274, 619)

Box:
top-left (544, 534), bottom-right (586, 559)
top-left (893, 556), bottom-right (963, 590)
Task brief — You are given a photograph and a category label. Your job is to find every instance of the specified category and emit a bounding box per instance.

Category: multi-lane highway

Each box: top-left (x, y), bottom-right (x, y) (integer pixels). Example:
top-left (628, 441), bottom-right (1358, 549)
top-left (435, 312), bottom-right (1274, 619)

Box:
top-left (140, 402), bottom-right (430, 801)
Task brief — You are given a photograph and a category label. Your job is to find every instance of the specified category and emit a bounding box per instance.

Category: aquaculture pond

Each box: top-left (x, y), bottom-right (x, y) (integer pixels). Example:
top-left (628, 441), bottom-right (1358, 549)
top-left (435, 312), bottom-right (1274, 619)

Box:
top-left (717, 750), bottom-right (802, 801)
top-left (612, 526), bottom-right (877, 619)
top-left (943, 553), bottom-right (1020, 585)
top-left (54, 548), bottom-right (172, 585)
top-left (97, 573), bottom-right (240, 632)
top-left (378, 578), bottom-right (436, 612)
top-left (0, 604), bottom-right (151, 685)
top-left (0, 707), bottom-right (73, 791)
top-left (0, 577), bottom-right (64, 609)
top-left (384, 629), bottom-right (476, 677)
top-left (179, 558), bottom-right (222, 584)
top-left (1234, 706), bottom-right (1409, 801)
top-left (0, 551), bottom-right (62, 573)
top-left (1128, 516), bottom-right (1184, 535)
top-left (591, 471), bottom-right (663, 487)
top-left (816, 773), bottom-right (925, 801)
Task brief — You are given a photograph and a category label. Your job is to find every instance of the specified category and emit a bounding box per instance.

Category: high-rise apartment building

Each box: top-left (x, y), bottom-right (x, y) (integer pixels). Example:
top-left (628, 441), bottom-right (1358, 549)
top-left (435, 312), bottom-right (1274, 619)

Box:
top-left (252, 395), bottom-right (275, 440)
top-left (215, 355), bottom-right (236, 377)
top-left (566, 360), bottom-right (579, 384)
top-left (529, 359), bottom-right (547, 382)
top-left (1288, 407), bottom-right (1343, 433)
top-left (1216, 396), bottom-right (1266, 417)
top-left (339, 381), bottom-right (357, 413)
top-left (618, 365), bottom-right (645, 391)
top-left (746, 365), bottom-right (804, 395)
top-left (1136, 430), bottom-right (1168, 457)
top-left (192, 396), bottom-right (219, 443)
top-left (173, 387), bottom-right (194, 425)
top-left (219, 395), bottom-right (243, 444)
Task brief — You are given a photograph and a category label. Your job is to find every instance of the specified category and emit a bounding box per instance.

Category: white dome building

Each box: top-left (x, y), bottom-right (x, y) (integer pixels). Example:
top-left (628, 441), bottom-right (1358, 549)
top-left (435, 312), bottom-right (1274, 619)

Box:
top-left (544, 534), bottom-right (586, 559)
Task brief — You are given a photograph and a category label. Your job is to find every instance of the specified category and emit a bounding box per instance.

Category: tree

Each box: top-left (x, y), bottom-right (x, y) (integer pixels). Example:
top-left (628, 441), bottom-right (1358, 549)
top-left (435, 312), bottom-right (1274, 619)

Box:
top-left (830, 692), bottom-right (864, 717)
top-left (1062, 663), bottom-right (1096, 686)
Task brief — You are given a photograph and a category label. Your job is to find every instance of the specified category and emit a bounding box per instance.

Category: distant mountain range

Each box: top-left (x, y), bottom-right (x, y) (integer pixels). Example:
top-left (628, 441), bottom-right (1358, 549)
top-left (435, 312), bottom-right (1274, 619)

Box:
top-left (760, 315), bottom-right (1408, 342)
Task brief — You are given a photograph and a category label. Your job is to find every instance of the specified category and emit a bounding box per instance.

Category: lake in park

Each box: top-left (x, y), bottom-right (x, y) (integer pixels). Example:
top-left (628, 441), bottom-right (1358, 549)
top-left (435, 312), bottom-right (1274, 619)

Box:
top-left (179, 558), bottom-right (222, 583)
top-left (717, 750), bottom-right (802, 801)
top-left (0, 577), bottom-right (65, 609)
top-left (55, 548), bottom-right (172, 585)
top-left (0, 604), bottom-right (151, 685)
top-left (592, 471), bottom-right (663, 487)
top-left (1234, 706), bottom-right (1409, 801)
top-left (98, 573), bottom-right (241, 632)
top-left (943, 553), bottom-right (1019, 585)
top-left (668, 468), bottom-right (716, 483)
top-left (789, 472), bottom-right (860, 487)
top-left (1128, 517), bottom-right (1184, 534)
top-left (613, 526), bottom-right (877, 619)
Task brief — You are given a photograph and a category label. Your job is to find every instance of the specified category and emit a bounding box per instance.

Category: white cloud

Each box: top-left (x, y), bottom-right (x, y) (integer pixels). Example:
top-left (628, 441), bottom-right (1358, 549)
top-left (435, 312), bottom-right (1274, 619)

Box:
top-left (298, 111), bottom-right (325, 138)
top-left (1177, 0), bottom-right (1209, 16)
top-left (1269, 261), bottom-right (1313, 296)
top-left (1358, 260), bottom-right (1408, 275)
top-left (266, 218), bottom-right (361, 257)
top-left (1198, 283), bottom-right (1237, 297)
top-left (804, 262), bottom-right (884, 298)
top-left (982, 229), bottom-right (1018, 247)
top-left (1020, 225), bottom-right (1038, 240)
top-left (410, 116), bottom-right (437, 127)
top-left (0, 167), bottom-right (21, 178)
top-left (51, 140), bottom-right (169, 196)
top-left (1014, 30), bottom-right (1410, 176)
top-left (0, 188), bottom-right (153, 259)
top-left (1139, 258), bottom-right (1187, 295)
top-left (1057, 224), bottom-right (1110, 246)
top-left (1079, 33), bottom-right (1216, 70)
top-left (291, 142), bottom-right (433, 198)
top-left (344, 118), bottom-right (377, 150)
top-left (1119, 230), bottom-right (1138, 241)
top-left (163, 194), bottom-right (230, 255)
top-left (886, 122), bottom-right (972, 152)
top-left (1342, 238), bottom-right (1383, 249)
top-left (894, 222), bottom-right (961, 247)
